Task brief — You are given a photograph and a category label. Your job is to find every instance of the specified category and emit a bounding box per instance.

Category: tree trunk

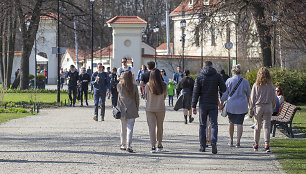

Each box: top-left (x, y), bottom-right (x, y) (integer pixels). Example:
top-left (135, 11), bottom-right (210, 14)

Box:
top-left (0, 16), bottom-right (4, 84)
top-left (6, 12), bottom-right (17, 88)
top-left (3, 14), bottom-right (8, 89)
top-left (15, 0), bottom-right (43, 89)
top-left (252, 3), bottom-right (272, 67)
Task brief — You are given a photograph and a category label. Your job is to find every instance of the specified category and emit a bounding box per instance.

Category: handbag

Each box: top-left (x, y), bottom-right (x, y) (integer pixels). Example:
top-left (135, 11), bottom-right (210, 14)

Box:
top-left (221, 78), bottom-right (243, 117)
top-left (113, 106), bottom-right (121, 119)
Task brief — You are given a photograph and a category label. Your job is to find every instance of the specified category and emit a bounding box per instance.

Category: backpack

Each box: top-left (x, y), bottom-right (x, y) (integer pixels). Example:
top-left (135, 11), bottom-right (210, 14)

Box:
top-left (110, 74), bottom-right (118, 88)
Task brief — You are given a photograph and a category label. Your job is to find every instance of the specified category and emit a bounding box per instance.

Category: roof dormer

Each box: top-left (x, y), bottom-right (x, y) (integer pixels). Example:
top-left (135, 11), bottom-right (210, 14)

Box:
top-left (188, 0), bottom-right (194, 8)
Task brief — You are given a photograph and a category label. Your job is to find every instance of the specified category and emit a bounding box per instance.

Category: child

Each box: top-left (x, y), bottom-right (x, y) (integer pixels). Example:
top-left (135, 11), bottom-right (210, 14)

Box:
top-left (168, 80), bottom-right (176, 106)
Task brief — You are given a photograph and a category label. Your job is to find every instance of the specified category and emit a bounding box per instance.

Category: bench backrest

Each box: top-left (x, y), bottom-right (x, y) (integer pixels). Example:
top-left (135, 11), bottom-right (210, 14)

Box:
top-left (277, 102), bottom-right (291, 119)
top-left (278, 101), bottom-right (299, 122)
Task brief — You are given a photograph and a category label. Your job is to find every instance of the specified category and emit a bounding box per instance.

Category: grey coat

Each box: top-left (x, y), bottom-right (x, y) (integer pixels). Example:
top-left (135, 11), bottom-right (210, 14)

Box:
top-left (117, 83), bottom-right (140, 119)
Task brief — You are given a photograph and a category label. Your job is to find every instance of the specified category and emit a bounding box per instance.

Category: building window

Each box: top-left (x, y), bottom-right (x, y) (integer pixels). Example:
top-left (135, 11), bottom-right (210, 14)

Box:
top-left (142, 48), bottom-right (145, 55)
top-left (211, 26), bottom-right (216, 46)
top-left (226, 23), bottom-right (231, 42)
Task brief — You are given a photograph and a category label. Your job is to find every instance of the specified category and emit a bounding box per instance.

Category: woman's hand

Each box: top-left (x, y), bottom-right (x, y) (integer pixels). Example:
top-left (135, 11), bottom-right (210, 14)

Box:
top-left (249, 110), bottom-right (255, 118)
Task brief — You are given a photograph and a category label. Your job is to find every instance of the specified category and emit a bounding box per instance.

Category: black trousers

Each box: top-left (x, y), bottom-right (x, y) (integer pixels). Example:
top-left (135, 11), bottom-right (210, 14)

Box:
top-left (80, 87), bottom-right (88, 104)
top-left (111, 88), bottom-right (118, 107)
top-left (68, 86), bottom-right (77, 104)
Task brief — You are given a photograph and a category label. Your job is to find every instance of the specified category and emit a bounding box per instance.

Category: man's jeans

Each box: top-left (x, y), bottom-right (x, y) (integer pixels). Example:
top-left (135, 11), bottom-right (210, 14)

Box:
top-left (68, 86), bottom-right (77, 105)
top-left (94, 91), bottom-right (106, 118)
top-left (199, 104), bottom-right (218, 149)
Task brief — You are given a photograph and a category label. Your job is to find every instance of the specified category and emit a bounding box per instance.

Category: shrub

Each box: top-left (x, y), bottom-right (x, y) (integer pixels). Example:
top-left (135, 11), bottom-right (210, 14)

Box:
top-left (28, 74), bottom-right (34, 80)
top-left (244, 68), bottom-right (306, 104)
top-left (0, 107), bottom-right (29, 113)
top-left (36, 74), bottom-right (46, 81)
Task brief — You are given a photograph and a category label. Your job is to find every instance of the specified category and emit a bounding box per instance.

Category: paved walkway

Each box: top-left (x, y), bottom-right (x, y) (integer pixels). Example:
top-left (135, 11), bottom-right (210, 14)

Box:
top-left (0, 98), bottom-right (284, 174)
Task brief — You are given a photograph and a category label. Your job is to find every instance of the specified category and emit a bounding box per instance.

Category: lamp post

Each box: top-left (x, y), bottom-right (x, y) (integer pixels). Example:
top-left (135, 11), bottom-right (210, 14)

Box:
top-left (271, 12), bottom-right (278, 66)
top-left (199, 13), bottom-right (205, 68)
top-left (180, 19), bottom-right (186, 71)
top-left (57, 0), bottom-right (60, 103)
top-left (90, 0), bottom-right (95, 73)
top-left (153, 25), bottom-right (159, 68)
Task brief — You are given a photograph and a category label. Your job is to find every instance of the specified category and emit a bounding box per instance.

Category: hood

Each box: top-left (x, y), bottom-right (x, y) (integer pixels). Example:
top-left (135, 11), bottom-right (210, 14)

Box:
top-left (201, 67), bottom-right (217, 76)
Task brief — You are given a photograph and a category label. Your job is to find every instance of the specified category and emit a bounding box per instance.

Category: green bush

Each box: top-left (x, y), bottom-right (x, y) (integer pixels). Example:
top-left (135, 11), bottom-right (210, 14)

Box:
top-left (28, 74), bottom-right (34, 80)
top-left (4, 89), bottom-right (68, 93)
top-left (36, 74), bottom-right (46, 81)
top-left (244, 68), bottom-right (306, 104)
top-left (0, 107), bottom-right (29, 113)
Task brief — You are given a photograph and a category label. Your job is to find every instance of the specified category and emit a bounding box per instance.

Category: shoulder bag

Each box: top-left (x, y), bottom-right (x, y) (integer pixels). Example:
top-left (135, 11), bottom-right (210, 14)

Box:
top-left (221, 78), bottom-right (243, 117)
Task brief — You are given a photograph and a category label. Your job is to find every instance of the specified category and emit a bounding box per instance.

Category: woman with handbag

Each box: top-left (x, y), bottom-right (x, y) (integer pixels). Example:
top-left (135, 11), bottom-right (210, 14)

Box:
top-left (220, 65), bottom-right (251, 147)
top-left (249, 67), bottom-right (276, 153)
top-left (117, 71), bottom-right (139, 153)
top-left (145, 69), bottom-right (167, 153)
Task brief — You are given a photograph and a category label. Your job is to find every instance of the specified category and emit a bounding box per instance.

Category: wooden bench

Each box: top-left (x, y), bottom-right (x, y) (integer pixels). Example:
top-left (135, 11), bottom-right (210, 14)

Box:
top-left (271, 102), bottom-right (301, 138)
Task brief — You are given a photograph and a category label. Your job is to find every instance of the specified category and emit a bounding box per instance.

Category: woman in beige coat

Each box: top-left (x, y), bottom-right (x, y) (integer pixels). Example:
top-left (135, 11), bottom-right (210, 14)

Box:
top-left (249, 67), bottom-right (276, 153)
top-left (117, 71), bottom-right (139, 153)
top-left (145, 69), bottom-right (167, 153)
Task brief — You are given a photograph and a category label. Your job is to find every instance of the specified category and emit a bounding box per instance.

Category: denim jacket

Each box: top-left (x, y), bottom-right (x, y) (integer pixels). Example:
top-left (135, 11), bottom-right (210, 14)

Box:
top-left (91, 71), bottom-right (110, 93)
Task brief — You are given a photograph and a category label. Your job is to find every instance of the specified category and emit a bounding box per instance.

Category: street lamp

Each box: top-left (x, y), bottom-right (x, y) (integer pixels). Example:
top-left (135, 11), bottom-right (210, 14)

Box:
top-left (57, 0), bottom-right (61, 102)
top-left (180, 19), bottom-right (186, 71)
top-left (199, 14), bottom-right (205, 68)
top-left (153, 25), bottom-right (159, 67)
top-left (271, 12), bottom-right (278, 66)
top-left (90, 0), bottom-right (95, 74)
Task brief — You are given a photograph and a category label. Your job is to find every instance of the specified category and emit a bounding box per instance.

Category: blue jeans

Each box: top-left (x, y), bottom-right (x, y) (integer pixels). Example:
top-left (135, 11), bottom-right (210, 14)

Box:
top-left (199, 104), bottom-right (218, 149)
top-left (168, 95), bottom-right (173, 106)
top-left (94, 91), bottom-right (106, 118)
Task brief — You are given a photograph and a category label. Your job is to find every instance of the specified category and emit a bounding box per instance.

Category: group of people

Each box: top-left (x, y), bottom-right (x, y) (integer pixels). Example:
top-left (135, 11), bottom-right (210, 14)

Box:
top-left (65, 57), bottom-right (283, 154)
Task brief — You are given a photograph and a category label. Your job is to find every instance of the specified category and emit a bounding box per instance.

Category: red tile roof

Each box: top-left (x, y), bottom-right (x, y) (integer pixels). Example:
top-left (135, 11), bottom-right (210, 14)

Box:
top-left (92, 44), bottom-right (113, 58)
top-left (66, 48), bottom-right (89, 61)
top-left (170, 0), bottom-right (219, 16)
top-left (26, 12), bottom-right (58, 20)
top-left (107, 16), bottom-right (147, 24)
top-left (156, 43), bottom-right (173, 50)
top-left (142, 54), bottom-right (261, 60)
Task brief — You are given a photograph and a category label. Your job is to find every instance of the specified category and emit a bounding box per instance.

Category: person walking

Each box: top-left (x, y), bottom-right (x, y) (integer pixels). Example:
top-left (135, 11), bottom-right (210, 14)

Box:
top-left (173, 66), bottom-right (183, 84)
top-left (117, 57), bottom-right (134, 79)
top-left (220, 64), bottom-right (251, 148)
top-left (161, 69), bottom-right (169, 85)
top-left (60, 68), bottom-right (65, 90)
top-left (117, 71), bottom-right (139, 153)
top-left (140, 61), bottom-right (156, 99)
top-left (91, 63), bottom-right (110, 121)
top-left (192, 61), bottom-right (226, 154)
top-left (110, 67), bottom-right (119, 107)
top-left (67, 65), bottom-right (79, 107)
top-left (175, 70), bottom-right (195, 124)
top-left (106, 67), bottom-right (112, 99)
top-left (79, 67), bottom-right (91, 106)
top-left (137, 65), bottom-right (148, 98)
top-left (167, 80), bottom-right (176, 106)
top-left (145, 69), bottom-right (167, 153)
top-left (249, 67), bottom-right (276, 153)
top-left (220, 69), bottom-right (230, 98)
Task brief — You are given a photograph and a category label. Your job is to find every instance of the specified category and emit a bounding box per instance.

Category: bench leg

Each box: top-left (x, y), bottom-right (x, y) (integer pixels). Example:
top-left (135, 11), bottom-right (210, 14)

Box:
top-left (272, 123), bottom-right (277, 137)
top-left (289, 123), bottom-right (294, 138)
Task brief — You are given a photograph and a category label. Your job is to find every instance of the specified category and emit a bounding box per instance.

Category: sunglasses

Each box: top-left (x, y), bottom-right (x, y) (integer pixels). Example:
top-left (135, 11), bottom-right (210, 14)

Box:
top-left (276, 90), bottom-right (280, 92)
top-left (122, 61), bottom-right (127, 63)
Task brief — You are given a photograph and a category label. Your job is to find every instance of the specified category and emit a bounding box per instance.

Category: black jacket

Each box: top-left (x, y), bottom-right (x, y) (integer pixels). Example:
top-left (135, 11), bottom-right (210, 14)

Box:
top-left (79, 73), bottom-right (91, 89)
top-left (67, 71), bottom-right (79, 87)
top-left (192, 67), bottom-right (226, 107)
top-left (177, 76), bottom-right (194, 95)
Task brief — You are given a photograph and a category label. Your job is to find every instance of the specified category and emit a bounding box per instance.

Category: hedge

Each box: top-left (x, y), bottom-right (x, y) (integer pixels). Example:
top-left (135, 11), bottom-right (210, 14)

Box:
top-left (245, 68), bottom-right (306, 104)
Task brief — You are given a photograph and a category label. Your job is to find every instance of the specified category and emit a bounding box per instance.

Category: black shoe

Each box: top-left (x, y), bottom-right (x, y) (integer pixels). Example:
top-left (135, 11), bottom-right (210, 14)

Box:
top-left (199, 147), bottom-right (205, 152)
top-left (189, 116), bottom-right (194, 123)
top-left (80, 103), bottom-right (83, 107)
top-left (69, 103), bottom-right (72, 107)
top-left (73, 103), bottom-right (75, 107)
top-left (93, 116), bottom-right (98, 121)
top-left (157, 145), bottom-right (163, 152)
top-left (86, 102), bottom-right (88, 106)
top-left (212, 144), bottom-right (217, 154)
top-left (101, 117), bottom-right (104, 121)
top-left (184, 115), bottom-right (187, 124)
top-left (127, 147), bottom-right (133, 153)
top-left (151, 147), bottom-right (156, 153)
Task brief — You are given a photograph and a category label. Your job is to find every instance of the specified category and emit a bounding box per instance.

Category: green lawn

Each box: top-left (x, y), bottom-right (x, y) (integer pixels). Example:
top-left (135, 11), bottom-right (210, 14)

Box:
top-left (293, 105), bottom-right (306, 135)
top-left (0, 112), bottom-right (35, 124)
top-left (271, 139), bottom-right (306, 174)
top-left (2, 93), bottom-right (71, 104)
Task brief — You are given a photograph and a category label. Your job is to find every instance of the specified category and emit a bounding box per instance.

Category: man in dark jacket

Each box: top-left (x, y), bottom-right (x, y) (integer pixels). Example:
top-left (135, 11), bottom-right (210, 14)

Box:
top-left (79, 67), bottom-right (91, 106)
top-left (67, 65), bottom-right (79, 107)
top-left (192, 61), bottom-right (226, 154)
top-left (91, 63), bottom-right (110, 121)
top-left (109, 67), bottom-right (118, 107)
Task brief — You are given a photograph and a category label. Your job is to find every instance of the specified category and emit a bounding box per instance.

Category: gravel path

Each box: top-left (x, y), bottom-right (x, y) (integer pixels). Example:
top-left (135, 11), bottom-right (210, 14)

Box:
top-left (0, 98), bottom-right (284, 174)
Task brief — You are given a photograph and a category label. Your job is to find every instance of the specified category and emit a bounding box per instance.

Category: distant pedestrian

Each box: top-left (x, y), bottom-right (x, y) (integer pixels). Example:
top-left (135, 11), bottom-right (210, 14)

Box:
top-left (145, 69), bottom-right (167, 153)
top-left (15, 68), bottom-right (20, 79)
top-left (60, 68), bottom-right (65, 89)
top-left (173, 66), bottom-right (183, 84)
top-left (110, 67), bottom-right (119, 107)
top-left (91, 63), bottom-right (110, 121)
top-left (137, 65), bottom-right (147, 83)
top-left (117, 71), bottom-right (139, 153)
top-left (175, 70), bottom-right (195, 124)
top-left (44, 68), bottom-right (48, 84)
top-left (140, 61), bottom-right (156, 99)
top-left (117, 57), bottom-right (134, 79)
top-left (79, 67), bottom-right (91, 106)
top-left (192, 61), bottom-right (226, 154)
top-left (87, 66), bottom-right (92, 77)
top-left (106, 67), bottom-right (111, 99)
top-left (220, 69), bottom-right (230, 98)
top-left (67, 65), bottom-right (79, 107)
top-left (167, 80), bottom-right (176, 106)
top-left (161, 69), bottom-right (169, 85)
top-left (220, 64), bottom-right (251, 148)
top-left (249, 67), bottom-right (276, 153)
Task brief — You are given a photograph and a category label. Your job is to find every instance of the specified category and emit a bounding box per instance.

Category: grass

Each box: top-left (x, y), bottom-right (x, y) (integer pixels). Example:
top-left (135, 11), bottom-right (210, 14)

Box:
top-left (293, 105), bottom-right (306, 135)
top-left (270, 139), bottom-right (306, 174)
top-left (2, 92), bottom-right (71, 104)
top-left (0, 112), bottom-right (35, 124)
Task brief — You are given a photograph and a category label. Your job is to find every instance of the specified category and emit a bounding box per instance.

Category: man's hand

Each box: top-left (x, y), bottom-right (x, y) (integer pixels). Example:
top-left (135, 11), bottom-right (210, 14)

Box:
top-left (83, 80), bottom-right (88, 82)
top-left (249, 110), bottom-right (254, 118)
top-left (107, 89), bottom-right (110, 95)
top-left (218, 103), bottom-right (224, 110)
top-left (192, 108), bottom-right (197, 115)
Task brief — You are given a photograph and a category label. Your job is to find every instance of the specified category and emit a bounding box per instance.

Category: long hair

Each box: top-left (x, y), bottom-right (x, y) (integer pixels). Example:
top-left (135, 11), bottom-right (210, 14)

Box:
top-left (276, 86), bottom-right (284, 96)
top-left (255, 67), bottom-right (272, 86)
top-left (121, 71), bottom-right (135, 98)
top-left (149, 69), bottom-right (166, 95)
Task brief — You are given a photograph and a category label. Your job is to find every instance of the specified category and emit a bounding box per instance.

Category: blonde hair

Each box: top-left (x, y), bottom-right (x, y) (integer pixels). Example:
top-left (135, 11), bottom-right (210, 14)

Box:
top-left (255, 67), bottom-right (272, 86)
top-left (232, 64), bottom-right (242, 74)
top-left (121, 71), bottom-right (135, 98)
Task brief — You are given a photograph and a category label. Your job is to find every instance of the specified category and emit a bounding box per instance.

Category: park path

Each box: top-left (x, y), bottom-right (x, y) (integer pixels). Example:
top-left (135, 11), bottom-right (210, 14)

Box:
top-left (0, 98), bottom-right (284, 174)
